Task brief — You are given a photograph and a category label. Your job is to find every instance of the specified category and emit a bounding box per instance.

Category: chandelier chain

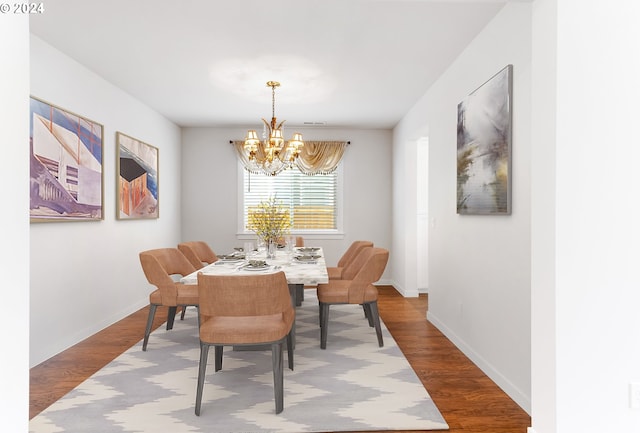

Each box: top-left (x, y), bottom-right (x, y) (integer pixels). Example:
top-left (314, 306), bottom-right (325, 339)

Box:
top-left (272, 84), bottom-right (276, 119)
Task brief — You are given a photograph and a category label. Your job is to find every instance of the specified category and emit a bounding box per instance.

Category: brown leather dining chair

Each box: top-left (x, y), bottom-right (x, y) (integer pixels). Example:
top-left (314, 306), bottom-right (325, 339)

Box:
top-left (276, 236), bottom-right (305, 247)
top-left (317, 247), bottom-right (389, 349)
top-left (327, 240), bottom-right (373, 280)
top-left (178, 241), bottom-right (219, 270)
top-left (138, 248), bottom-right (198, 351)
top-left (195, 271), bottom-right (295, 415)
top-left (177, 241), bottom-right (219, 320)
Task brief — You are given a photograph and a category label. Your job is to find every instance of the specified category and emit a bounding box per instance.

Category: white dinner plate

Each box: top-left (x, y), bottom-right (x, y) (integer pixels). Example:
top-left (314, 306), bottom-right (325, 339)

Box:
top-left (218, 253), bottom-right (245, 261)
top-left (297, 247), bottom-right (320, 253)
top-left (294, 257), bottom-right (317, 264)
top-left (242, 264), bottom-right (271, 271)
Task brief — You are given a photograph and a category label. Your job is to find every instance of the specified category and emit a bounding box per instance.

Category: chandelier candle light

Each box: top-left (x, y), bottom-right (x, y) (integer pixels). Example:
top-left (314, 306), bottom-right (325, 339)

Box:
top-left (243, 81), bottom-right (304, 176)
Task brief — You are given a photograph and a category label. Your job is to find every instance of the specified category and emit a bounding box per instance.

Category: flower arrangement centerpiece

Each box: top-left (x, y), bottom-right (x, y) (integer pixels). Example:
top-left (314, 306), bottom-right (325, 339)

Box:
top-left (246, 196), bottom-right (291, 258)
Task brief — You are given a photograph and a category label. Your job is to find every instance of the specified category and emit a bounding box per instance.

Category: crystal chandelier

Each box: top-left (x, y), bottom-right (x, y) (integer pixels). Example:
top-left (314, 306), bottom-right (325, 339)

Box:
top-left (243, 81), bottom-right (304, 176)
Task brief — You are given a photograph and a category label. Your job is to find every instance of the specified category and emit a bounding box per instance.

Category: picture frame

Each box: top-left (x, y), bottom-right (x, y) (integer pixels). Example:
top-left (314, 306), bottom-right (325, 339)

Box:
top-left (29, 96), bottom-right (104, 222)
top-left (116, 132), bottom-right (159, 220)
top-left (456, 64), bottom-right (513, 215)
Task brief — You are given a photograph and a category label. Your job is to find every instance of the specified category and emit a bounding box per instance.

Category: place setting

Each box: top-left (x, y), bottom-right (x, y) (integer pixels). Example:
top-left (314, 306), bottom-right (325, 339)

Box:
top-left (292, 247), bottom-right (322, 265)
top-left (238, 259), bottom-right (281, 273)
top-left (214, 251), bottom-right (246, 265)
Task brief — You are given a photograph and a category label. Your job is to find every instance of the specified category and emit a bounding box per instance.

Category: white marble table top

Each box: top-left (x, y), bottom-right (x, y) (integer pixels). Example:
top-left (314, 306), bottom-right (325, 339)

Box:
top-left (180, 247), bottom-right (329, 286)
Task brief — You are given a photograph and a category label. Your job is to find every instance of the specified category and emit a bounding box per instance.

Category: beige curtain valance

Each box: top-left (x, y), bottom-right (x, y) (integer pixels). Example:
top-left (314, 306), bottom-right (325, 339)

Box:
top-left (232, 140), bottom-right (348, 175)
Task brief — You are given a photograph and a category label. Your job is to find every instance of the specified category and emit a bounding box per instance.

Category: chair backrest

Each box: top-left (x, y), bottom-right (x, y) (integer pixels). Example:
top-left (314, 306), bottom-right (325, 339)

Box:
top-left (349, 247), bottom-right (389, 303)
top-left (341, 245), bottom-right (374, 280)
top-left (275, 236), bottom-right (305, 247)
top-left (353, 248), bottom-right (389, 284)
top-left (178, 241), bottom-right (218, 269)
top-left (337, 240), bottom-right (374, 268)
top-left (197, 271), bottom-right (294, 322)
top-left (139, 248), bottom-right (197, 303)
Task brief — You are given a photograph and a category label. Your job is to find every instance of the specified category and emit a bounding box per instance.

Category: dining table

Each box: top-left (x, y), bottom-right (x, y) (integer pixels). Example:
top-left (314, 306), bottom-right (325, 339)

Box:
top-left (180, 246), bottom-right (329, 307)
top-left (180, 246), bottom-right (328, 349)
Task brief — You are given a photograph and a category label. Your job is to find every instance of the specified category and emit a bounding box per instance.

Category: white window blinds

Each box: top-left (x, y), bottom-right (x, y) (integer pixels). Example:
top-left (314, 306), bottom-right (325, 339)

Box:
top-left (242, 168), bottom-right (338, 231)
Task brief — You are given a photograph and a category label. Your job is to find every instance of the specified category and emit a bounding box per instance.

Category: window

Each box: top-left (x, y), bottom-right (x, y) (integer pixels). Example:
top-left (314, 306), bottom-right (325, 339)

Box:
top-left (239, 164), bottom-right (343, 236)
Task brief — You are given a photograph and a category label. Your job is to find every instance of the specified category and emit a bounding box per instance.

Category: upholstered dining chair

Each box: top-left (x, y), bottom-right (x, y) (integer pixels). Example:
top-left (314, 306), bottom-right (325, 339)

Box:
top-left (317, 247), bottom-right (389, 349)
top-left (327, 240), bottom-right (373, 280)
top-left (178, 241), bottom-right (219, 270)
top-left (195, 271), bottom-right (295, 415)
top-left (138, 248), bottom-right (198, 351)
top-left (276, 236), bottom-right (305, 247)
top-left (177, 241), bottom-right (218, 320)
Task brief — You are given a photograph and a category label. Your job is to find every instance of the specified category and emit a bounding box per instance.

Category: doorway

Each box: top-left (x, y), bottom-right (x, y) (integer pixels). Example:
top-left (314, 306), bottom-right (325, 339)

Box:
top-left (416, 136), bottom-right (429, 293)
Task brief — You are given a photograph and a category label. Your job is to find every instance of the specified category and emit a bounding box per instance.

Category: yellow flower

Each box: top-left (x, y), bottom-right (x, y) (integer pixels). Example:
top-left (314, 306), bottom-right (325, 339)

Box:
top-left (247, 196), bottom-right (291, 243)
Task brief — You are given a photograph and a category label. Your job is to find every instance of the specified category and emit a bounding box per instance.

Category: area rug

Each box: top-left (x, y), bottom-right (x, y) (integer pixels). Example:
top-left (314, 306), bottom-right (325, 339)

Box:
top-left (29, 290), bottom-right (449, 433)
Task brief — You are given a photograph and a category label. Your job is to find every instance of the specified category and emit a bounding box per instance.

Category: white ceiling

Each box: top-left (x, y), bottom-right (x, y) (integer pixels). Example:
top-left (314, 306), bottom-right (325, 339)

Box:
top-left (30, 0), bottom-right (512, 129)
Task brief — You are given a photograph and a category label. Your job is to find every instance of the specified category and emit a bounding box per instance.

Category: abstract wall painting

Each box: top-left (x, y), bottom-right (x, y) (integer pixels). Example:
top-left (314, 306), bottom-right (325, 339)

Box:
top-left (30, 97), bottom-right (104, 222)
top-left (457, 64), bottom-right (513, 215)
top-left (116, 132), bottom-right (159, 220)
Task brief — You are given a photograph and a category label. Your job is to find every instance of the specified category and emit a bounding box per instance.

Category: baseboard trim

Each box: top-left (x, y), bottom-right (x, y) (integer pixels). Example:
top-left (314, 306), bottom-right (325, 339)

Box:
top-left (385, 279), bottom-right (419, 297)
top-left (427, 310), bottom-right (532, 415)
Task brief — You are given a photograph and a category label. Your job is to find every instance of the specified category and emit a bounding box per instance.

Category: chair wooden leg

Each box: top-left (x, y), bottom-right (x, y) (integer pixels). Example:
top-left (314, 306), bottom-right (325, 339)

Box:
top-left (363, 304), bottom-right (374, 327)
top-left (320, 303), bottom-right (330, 349)
top-left (166, 306), bottom-right (177, 330)
top-left (142, 304), bottom-right (157, 351)
top-left (368, 301), bottom-right (384, 347)
top-left (296, 285), bottom-right (304, 306)
top-left (272, 341), bottom-right (284, 414)
top-left (195, 342), bottom-right (210, 416)
top-left (214, 345), bottom-right (223, 372)
top-left (180, 306), bottom-right (187, 320)
top-left (363, 304), bottom-right (369, 320)
top-left (286, 331), bottom-right (294, 370)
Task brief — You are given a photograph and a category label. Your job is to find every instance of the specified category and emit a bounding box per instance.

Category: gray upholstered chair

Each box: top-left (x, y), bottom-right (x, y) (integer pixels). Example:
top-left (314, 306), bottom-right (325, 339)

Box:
top-left (195, 271), bottom-right (295, 415)
top-left (317, 247), bottom-right (389, 349)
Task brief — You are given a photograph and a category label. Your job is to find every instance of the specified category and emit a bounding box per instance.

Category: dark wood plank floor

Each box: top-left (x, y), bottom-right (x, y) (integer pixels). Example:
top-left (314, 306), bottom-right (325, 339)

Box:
top-left (30, 285), bottom-right (531, 432)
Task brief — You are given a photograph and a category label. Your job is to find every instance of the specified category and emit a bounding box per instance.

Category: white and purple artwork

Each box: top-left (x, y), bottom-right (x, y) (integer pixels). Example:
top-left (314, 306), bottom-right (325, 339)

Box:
top-left (30, 97), bottom-right (104, 222)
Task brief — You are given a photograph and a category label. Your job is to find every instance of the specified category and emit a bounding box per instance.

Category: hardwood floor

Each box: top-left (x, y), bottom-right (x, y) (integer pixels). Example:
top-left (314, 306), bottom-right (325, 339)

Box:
top-left (29, 285), bottom-right (531, 432)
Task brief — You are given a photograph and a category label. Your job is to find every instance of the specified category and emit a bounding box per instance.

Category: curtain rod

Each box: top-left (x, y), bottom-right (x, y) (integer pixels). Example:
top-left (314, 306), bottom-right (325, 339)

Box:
top-left (229, 140), bottom-right (351, 144)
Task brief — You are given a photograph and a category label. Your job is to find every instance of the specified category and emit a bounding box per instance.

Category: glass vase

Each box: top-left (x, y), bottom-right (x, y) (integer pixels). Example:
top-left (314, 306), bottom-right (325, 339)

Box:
top-left (267, 240), bottom-right (277, 259)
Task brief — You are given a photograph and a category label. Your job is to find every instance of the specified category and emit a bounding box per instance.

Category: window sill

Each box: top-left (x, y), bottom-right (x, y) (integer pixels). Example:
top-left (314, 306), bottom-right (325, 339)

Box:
top-left (236, 231), bottom-right (345, 241)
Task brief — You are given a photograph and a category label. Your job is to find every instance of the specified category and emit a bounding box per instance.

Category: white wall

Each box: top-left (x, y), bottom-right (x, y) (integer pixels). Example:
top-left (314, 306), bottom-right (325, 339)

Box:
top-left (394, 2), bottom-right (532, 412)
top-left (180, 127), bottom-right (393, 279)
top-left (530, 0), bottom-right (557, 431)
top-left (29, 36), bottom-right (182, 367)
top-left (531, 1), bottom-right (640, 432)
top-left (1, 13), bottom-right (30, 433)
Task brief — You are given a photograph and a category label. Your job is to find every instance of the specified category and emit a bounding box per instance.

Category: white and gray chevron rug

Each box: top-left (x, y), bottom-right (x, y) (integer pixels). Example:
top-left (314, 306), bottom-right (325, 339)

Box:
top-left (30, 290), bottom-right (449, 433)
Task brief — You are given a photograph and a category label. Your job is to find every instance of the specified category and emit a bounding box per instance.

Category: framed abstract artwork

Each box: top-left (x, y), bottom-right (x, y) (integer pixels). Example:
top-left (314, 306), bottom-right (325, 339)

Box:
top-left (29, 96), bottom-right (104, 222)
top-left (456, 64), bottom-right (513, 215)
top-left (116, 132), bottom-right (159, 220)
